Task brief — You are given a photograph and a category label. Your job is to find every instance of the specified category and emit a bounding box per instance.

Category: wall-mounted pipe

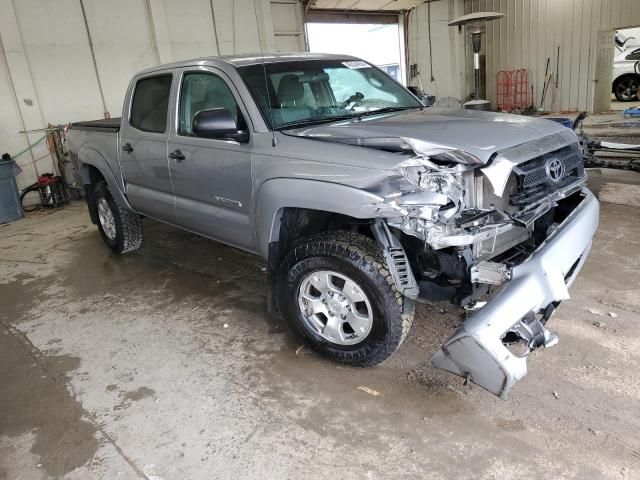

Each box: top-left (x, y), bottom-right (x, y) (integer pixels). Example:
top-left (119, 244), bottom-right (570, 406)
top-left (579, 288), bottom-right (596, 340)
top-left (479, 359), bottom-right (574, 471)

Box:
top-left (209, 0), bottom-right (221, 55)
top-left (79, 0), bottom-right (108, 116)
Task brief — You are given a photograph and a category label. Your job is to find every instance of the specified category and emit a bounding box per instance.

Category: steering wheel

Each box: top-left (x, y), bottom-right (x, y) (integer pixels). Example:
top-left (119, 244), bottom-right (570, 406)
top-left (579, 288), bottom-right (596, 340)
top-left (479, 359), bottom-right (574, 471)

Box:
top-left (340, 91), bottom-right (364, 109)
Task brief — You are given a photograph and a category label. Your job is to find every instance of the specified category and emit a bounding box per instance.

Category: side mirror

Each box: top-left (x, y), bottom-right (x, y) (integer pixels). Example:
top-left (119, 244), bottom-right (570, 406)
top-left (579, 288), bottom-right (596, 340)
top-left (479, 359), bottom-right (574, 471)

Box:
top-left (407, 86), bottom-right (435, 107)
top-left (192, 108), bottom-right (249, 143)
top-left (420, 94), bottom-right (436, 107)
top-left (407, 86), bottom-right (422, 97)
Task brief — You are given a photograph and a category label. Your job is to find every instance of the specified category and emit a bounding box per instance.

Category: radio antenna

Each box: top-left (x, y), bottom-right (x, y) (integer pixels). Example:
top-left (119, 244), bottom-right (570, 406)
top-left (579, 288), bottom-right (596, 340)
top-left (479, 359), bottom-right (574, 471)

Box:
top-left (252, 0), bottom-right (277, 147)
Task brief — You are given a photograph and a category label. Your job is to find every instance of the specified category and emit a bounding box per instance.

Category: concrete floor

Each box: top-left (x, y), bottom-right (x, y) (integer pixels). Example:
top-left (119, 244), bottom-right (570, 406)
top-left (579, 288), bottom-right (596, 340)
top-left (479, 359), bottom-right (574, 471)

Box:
top-left (582, 109), bottom-right (640, 140)
top-left (1, 191), bottom-right (640, 479)
top-left (611, 98), bottom-right (640, 111)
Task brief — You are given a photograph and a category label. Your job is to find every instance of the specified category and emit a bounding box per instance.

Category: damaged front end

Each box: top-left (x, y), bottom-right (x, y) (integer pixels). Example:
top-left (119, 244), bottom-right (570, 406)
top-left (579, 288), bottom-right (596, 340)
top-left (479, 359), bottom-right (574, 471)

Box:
top-left (369, 130), bottom-right (599, 398)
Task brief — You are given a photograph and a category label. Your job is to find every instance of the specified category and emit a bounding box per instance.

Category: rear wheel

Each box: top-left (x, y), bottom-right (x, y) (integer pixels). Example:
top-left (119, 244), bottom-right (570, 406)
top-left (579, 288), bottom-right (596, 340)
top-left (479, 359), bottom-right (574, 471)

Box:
top-left (276, 231), bottom-right (414, 366)
top-left (93, 181), bottom-right (142, 253)
top-left (614, 75), bottom-right (640, 102)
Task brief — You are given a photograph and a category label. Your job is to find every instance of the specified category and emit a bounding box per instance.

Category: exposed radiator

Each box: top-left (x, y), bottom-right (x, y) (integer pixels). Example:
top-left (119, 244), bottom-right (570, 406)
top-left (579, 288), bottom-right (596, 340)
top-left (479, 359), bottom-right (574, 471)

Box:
top-left (474, 225), bottom-right (530, 261)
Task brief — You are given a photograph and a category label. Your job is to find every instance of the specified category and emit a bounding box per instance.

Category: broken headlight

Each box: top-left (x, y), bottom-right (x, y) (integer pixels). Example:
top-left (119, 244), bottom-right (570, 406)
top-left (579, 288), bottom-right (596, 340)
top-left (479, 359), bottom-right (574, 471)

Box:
top-left (403, 169), bottom-right (463, 202)
top-left (372, 145), bottom-right (480, 230)
top-left (398, 159), bottom-right (465, 207)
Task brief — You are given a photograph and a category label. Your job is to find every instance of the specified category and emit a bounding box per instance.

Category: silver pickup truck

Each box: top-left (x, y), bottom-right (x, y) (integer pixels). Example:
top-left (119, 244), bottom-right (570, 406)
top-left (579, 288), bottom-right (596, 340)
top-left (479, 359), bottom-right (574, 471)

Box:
top-left (67, 53), bottom-right (599, 398)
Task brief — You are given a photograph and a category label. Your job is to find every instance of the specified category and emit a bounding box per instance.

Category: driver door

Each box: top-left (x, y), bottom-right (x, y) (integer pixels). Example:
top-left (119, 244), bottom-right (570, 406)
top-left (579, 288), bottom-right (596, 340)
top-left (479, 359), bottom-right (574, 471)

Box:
top-left (167, 67), bottom-right (255, 251)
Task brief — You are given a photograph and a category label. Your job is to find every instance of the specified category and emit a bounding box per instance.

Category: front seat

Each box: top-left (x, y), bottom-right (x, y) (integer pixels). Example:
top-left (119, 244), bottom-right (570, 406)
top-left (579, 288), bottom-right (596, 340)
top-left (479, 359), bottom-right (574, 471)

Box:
top-left (276, 74), bottom-right (313, 124)
top-left (191, 81), bottom-right (245, 131)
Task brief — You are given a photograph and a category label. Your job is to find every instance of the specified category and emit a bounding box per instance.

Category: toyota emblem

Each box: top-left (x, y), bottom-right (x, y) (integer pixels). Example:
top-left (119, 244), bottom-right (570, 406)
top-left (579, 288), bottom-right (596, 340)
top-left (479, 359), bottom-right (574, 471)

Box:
top-left (546, 158), bottom-right (565, 183)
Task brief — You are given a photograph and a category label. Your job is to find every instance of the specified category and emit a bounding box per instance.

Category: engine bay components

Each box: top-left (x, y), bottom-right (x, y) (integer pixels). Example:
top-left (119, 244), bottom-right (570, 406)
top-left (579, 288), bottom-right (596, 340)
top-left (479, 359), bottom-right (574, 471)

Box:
top-left (470, 261), bottom-right (512, 285)
top-left (373, 130), bottom-right (588, 271)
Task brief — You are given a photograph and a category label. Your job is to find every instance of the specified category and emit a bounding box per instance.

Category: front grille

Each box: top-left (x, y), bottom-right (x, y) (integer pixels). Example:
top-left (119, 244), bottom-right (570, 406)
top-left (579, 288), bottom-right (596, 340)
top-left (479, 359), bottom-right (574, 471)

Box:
top-left (474, 140), bottom-right (585, 261)
top-left (510, 144), bottom-right (584, 208)
top-left (480, 143), bottom-right (585, 212)
top-left (518, 144), bottom-right (581, 187)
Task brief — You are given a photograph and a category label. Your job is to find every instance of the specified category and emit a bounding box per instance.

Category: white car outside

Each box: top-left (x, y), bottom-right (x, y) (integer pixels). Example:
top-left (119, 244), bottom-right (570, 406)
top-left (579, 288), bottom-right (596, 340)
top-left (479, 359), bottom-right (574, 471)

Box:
top-left (613, 31), bottom-right (640, 102)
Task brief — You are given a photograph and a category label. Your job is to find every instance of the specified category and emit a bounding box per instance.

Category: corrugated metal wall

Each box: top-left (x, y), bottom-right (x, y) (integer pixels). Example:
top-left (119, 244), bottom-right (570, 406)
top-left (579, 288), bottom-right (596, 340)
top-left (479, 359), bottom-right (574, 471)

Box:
top-left (0, 0), bottom-right (304, 189)
top-left (465, 0), bottom-right (640, 113)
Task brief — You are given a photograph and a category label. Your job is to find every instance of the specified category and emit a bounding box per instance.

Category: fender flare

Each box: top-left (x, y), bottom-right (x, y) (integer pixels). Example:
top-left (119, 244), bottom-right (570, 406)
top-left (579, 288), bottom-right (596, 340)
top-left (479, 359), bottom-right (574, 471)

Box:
top-left (254, 178), bottom-right (383, 258)
top-left (78, 145), bottom-right (133, 211)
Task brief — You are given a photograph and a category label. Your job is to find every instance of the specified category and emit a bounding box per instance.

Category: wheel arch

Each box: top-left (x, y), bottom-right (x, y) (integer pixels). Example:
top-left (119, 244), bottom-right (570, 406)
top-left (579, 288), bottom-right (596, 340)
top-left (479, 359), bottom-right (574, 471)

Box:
top-left (80, 163), bottom-right (104, 224)
top-left (79, 145), bottom-right (133, 213)
top-left (255, 178), bottom-right (383, 260)
top-left (255, 178), bottom-right (386, 318)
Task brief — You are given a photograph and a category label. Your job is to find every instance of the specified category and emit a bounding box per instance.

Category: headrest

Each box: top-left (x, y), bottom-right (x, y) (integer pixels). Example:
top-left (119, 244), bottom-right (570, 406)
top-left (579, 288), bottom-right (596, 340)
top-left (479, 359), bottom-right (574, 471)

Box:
top-left (277, 74), bottom-right (304, 104)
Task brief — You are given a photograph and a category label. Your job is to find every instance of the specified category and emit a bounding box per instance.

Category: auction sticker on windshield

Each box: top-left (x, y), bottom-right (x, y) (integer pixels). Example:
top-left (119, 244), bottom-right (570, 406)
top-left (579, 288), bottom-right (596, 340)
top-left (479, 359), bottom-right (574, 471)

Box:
top-left (342, 61), bottom-right (369, 69)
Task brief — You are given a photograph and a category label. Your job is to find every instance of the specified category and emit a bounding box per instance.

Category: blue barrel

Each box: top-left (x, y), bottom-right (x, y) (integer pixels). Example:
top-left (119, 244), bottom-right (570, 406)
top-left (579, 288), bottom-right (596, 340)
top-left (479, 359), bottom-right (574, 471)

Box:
top-left (0, 157), bottom-right (23, 224)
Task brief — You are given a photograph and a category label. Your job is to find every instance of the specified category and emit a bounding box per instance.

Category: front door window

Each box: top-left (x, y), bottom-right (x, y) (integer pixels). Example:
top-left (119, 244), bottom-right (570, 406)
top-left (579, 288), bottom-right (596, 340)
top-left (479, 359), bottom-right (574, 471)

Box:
top-left (178, 72), bottom-right (245, 136)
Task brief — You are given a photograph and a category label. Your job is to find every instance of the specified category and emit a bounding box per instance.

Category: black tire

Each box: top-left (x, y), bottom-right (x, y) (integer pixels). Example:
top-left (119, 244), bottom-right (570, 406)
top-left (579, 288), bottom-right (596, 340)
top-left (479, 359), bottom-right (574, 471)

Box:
top-left (93, 181), bottom-right (142, 254)
top-left (613, 75), bottom-right (640, 102)
top-left (276, 231), bottom-right (414, 366)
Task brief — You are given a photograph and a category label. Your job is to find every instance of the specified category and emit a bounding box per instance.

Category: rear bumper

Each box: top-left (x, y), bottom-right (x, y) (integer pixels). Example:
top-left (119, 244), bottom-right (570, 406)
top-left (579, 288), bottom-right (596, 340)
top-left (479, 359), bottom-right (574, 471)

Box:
top-left (431, 188), bottom-right (599, 399)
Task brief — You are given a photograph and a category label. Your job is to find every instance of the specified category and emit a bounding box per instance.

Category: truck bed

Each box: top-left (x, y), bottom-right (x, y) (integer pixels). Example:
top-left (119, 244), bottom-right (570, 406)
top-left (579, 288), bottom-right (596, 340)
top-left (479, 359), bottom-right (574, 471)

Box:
top-left (71, 118), bottom-right (121, 132)
top-left (66, 117), bottom-right (124, 202)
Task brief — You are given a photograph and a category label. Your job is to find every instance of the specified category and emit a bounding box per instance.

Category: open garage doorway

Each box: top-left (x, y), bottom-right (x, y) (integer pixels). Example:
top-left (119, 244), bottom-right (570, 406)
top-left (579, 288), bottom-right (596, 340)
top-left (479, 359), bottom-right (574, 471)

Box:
top-left (305, 12), bottom-right (405, 84)
top-left (594, 25), bottom-right (640, 113)
top-left (612, 26), bottom-right (640, 110)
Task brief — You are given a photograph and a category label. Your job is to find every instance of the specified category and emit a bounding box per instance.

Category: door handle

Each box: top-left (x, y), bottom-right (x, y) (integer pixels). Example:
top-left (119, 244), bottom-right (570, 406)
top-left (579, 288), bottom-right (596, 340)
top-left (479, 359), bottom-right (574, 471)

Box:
top-left (122, 143), bottom-right (134, 153)
top-left (169, 149), bottom-right (185, 161)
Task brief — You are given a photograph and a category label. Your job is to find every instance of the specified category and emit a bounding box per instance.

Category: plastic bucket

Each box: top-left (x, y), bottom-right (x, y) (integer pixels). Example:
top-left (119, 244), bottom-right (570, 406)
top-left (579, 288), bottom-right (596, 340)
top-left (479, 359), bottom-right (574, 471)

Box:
top-left (0, 159), bottom-right (23, 224)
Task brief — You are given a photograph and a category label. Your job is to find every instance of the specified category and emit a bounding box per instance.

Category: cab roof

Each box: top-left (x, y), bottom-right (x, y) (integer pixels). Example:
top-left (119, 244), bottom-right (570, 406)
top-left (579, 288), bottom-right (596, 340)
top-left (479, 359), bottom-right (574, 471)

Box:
top-left (136, 52), bottom-right (359, 76)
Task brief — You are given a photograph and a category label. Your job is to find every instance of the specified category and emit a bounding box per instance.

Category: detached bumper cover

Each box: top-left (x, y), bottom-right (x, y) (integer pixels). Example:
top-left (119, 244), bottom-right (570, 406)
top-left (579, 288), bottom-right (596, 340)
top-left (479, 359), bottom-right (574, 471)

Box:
top-left (431, 188), bottom-right (600, 399)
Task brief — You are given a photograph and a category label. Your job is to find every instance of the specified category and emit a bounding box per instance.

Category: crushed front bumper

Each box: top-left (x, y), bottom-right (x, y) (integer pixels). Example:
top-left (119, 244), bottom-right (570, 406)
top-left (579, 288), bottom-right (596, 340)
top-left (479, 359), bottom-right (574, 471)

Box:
top-left (431, 188), bottom-right (599, 399)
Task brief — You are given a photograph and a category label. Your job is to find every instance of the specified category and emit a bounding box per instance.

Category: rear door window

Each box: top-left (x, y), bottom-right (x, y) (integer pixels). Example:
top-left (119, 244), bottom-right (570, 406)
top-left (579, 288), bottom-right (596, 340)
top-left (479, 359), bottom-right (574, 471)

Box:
top-left (130, 75), bottom-right (172, 133)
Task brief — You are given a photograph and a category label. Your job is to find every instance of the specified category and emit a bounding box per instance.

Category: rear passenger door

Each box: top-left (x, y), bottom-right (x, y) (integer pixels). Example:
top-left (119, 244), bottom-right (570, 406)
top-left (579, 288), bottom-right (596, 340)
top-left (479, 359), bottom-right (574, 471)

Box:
top-left (167, 67), bottom-right (255, 251)
top-left (120, 73), bottom-right (175, 222)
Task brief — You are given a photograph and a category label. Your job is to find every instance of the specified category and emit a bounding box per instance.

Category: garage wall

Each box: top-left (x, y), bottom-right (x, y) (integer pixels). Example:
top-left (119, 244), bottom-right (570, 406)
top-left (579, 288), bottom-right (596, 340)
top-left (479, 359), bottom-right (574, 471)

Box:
top-left (272, 0), bottom-right (307, 51)
top-left (0, 0), bottom-right (304, 190)
top-left (465, 0), bottom-right (640, 113)
top-left (406, 0), bottom-right (466, 100)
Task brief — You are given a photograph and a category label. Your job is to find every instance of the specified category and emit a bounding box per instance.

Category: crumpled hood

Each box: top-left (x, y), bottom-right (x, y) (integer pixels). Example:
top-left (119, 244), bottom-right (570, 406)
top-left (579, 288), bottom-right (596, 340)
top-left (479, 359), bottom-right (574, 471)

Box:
top-left (286, 108), bottom-right (571, 164)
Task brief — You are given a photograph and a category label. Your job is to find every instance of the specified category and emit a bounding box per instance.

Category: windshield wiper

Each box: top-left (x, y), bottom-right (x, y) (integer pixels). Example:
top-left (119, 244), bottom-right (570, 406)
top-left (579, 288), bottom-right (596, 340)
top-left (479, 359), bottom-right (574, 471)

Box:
top-left (276, 114), bottom-right (358, 130)
top-left (356, 106), bottom-right (423, 117)
top-left (276, 106), bottom-right (421, 130)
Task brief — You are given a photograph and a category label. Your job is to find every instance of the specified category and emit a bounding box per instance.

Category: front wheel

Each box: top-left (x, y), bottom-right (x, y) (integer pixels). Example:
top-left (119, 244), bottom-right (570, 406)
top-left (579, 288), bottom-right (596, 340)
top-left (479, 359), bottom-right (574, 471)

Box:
top-left (276, 231), bottom-right (414, 366)
top-left (93, 181), bottom-right (143, 253)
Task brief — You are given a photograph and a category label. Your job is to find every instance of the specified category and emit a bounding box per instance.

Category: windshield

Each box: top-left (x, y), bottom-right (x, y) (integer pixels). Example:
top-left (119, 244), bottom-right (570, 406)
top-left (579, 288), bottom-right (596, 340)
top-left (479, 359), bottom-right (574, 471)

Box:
top-left (237, 59), bottom-right (422, 129)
